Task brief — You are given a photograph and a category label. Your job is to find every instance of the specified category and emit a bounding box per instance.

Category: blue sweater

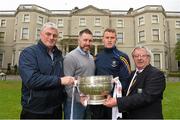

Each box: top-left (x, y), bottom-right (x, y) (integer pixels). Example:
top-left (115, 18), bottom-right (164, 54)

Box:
top-left (95, 46), bottom-right (131, 90)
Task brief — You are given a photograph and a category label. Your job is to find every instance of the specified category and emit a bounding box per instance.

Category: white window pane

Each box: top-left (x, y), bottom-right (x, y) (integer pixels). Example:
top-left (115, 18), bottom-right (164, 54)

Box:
top-left (94, 31), bottom-right (101, 36)
top-left (176, 33), bottom-right (180, 42)
top-left (176, 21), bottom-right (180, 28)
top-left (23, 14), bottom-right (30, 22)
top-left (152, 29), bottom-right (159, 40)
top-left (117, 19), bottom-right (123, 27)
top-left (22, 28), bottom-right (29, 39)
top-left (0, 32), bottom-right (5, 41)
top-left (152, 15), bottom-right (158, 23)
top-left (139, 17), bottom-right (144, 26)
top-left (79, 18), bottom-right (86, 26)
top-left (154, 54), bottom-right (160, 69)
top-left (59, 31), bottom-right (63, 40)
top-left (1, 19), bottom-right (6, 27)
top-left (37, 16), bottom-right (43, 24)
top-left (36, 28), bottom-right (41, 41)
top-left (117, 32), bottom-right (123, 43)
top-left (139, 30), bottom-right (145, 42)
top-left (58, 19), bottom-right (63, 27)
top-left (95, 17), bottom-right (101, 26)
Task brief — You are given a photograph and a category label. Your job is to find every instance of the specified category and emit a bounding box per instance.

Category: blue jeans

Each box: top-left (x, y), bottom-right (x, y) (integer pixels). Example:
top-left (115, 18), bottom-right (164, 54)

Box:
top-left (64, 99), bottom-right (86, 119)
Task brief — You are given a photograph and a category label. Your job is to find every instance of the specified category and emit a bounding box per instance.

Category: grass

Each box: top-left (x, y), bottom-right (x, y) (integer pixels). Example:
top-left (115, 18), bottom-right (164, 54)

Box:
top-left (0, 80), bottom-right (21, 119)
top-left (163, 81), bottom-right (180, 119)
top-left (0, 80), bottom-right (180, 119)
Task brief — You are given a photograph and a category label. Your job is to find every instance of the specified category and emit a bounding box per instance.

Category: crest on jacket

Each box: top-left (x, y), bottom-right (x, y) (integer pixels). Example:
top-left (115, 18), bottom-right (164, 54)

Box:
top-left (112, 59), bottom-right (118, 67)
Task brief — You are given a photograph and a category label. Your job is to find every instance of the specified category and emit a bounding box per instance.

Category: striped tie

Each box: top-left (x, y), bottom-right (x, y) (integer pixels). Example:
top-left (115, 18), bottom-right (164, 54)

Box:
top-left (126, 71), bottom-right (139, 96)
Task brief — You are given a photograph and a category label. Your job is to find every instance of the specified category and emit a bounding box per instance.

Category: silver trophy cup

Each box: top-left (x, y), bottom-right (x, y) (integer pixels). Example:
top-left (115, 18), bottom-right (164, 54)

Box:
top-left (78, 75), bottom-right (112, 105)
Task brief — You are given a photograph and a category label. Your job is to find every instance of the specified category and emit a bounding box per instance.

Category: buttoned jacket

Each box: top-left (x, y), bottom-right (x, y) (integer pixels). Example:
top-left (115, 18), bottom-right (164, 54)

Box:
top-left (117, 64), bottom-right (166, 119)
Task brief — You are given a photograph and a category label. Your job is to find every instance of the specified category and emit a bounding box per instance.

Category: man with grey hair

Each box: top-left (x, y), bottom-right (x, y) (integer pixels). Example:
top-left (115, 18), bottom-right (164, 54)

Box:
top-left (104, 46), bottom-right (166, 119)
top-left (19, 22), bottom-right (75, 119)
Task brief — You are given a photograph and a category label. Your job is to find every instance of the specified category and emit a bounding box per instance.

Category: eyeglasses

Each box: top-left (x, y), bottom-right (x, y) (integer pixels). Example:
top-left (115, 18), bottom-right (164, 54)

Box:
top-left (133, 54), bottom-right (149, 58)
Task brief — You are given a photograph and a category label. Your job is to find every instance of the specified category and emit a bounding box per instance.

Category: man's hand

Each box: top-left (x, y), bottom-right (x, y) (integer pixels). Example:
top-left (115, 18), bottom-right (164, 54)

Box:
top-left (103, 97), bottom-right (117, 108)
top-left (80, 94), bottom-right (89, 106)
top-left (101, 90), bottom-right (109, 97)
top-left (60, 76), bottom-right (75, 85)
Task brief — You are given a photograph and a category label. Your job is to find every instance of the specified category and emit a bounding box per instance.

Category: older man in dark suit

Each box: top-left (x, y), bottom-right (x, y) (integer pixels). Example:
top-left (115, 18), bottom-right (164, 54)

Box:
top-left (104, 46), bottom-right (166, 119)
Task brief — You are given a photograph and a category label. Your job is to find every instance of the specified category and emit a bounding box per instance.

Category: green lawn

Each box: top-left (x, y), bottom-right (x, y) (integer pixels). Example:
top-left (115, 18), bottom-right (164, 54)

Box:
top-left (0, 80), bottom-right (21, 119)
top-left (0, 80), bottom-right (180, 119)
top-left (163, 81), bottom-right (180, 119)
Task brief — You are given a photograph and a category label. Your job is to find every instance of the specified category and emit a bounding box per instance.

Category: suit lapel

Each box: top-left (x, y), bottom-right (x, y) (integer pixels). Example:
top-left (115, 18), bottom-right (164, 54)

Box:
top-left (128, 65), bottom-right (152, 95)
top-left (129, 73), bottom-right (141, 92)
top-left (126, 71), bottom-right (138, 95)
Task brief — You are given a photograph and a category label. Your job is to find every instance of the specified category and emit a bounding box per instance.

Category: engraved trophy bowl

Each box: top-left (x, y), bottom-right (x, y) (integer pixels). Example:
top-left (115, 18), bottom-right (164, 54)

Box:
top-left (78, 75), bottom-right (112, 105)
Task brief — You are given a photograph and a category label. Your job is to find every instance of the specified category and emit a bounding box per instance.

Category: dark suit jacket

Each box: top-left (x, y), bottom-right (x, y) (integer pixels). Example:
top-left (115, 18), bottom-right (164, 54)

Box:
top-left (117, 64), bottom-right (166, 119)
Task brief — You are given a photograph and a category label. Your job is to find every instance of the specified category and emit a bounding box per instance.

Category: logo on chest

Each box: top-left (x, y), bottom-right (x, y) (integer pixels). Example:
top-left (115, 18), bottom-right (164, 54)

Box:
top-left (111, 60), bottom-right (118, 67)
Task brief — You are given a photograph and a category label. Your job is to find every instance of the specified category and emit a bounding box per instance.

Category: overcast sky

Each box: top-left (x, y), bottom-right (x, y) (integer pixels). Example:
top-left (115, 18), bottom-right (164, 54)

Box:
top-left (1, 0), bottom-right (180, 11)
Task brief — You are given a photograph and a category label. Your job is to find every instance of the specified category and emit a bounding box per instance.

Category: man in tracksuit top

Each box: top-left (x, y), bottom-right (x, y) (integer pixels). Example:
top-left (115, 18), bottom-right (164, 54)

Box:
top-left (19, 22), bottom-right (75, 119)
top-left (88, 28), bottom-right (131, 119)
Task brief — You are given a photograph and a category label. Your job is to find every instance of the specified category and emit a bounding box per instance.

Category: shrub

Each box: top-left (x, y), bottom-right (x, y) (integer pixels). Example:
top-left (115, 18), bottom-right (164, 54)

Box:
top-left (168, 71), bottom-right (180, 77)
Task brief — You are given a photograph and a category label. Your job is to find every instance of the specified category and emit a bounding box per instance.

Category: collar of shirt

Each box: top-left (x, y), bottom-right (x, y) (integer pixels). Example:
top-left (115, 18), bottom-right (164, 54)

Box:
top-left (48, 51), bottom-right (54, 60)
top-left (77, 46), bottom-right (90, 57)
top-left (136, 68), bottom-right (144, 73)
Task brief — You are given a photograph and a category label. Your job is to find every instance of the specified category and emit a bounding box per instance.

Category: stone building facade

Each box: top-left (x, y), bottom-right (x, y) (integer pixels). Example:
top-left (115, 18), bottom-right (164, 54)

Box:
top-left (0, 4), bottom-right (180, 71)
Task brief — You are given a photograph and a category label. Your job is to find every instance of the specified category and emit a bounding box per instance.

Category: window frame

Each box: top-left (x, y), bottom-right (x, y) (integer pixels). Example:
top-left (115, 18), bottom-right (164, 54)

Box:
top-left (0, 19), bottom-right (6, 27)
top-left (94, 30), bottom-right (101, 37)
top-left (138, 16), bottom-right (145, 26)
top-left (176, 33), bottom-right (180, 42)
top-left (94, 17), bottom-right (101, 26)
top-left (57, 18), bottom-right (64, 27)
top-left (37, 16), bottom-right (44, 25)
top-left (79, 17), bottom-right (86, 26)
top-left (0, 32), bottom-right (5, 42)
top-left (116, 19), bottom-right (124, 28)
top-left (36, 28), bottom-right (41, 42)
top-left (175, 21), bottom-right (180, 28)
top-left (22, 14), bottom-right (30, 23)
top-left (151, 15), bottom-right (159, 24)
top-left (138, 30), bottom-right (145, 42)
top-left (58, 31), bottom-right (63, 41)
top-left (153, 53), bottom-right (162, 69)
top-left (152, 29), bottom-right (160, 41)
top-left (21, 27), bottom-right (29, 40)
top-left (117, 32), bottom-right (124, 43)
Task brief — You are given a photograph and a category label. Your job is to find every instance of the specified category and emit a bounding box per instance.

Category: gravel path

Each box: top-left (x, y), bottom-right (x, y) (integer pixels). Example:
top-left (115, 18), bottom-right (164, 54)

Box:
top-left (0, 75), bottom-right (21, 81)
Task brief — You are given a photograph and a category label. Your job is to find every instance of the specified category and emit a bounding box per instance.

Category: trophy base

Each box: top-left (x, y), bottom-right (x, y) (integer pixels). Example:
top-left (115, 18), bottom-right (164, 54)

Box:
top-left (88, 99), bottom-right (105, 105)
top-left (87, 95), bottom-right (106, 105)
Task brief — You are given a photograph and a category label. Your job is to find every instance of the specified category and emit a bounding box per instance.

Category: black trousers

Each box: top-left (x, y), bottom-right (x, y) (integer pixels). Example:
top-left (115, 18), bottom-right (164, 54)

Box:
top-left (20, 107), bottom-right (62, 119)
top-left (85, 105), bottom-right (112, 119)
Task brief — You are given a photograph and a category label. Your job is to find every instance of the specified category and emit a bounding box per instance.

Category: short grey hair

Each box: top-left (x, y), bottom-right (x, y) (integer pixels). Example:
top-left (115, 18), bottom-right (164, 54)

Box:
top-left (41, 22), bottom-right (58, 32)
top-left (131, 45), bottom-right (152, 58)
